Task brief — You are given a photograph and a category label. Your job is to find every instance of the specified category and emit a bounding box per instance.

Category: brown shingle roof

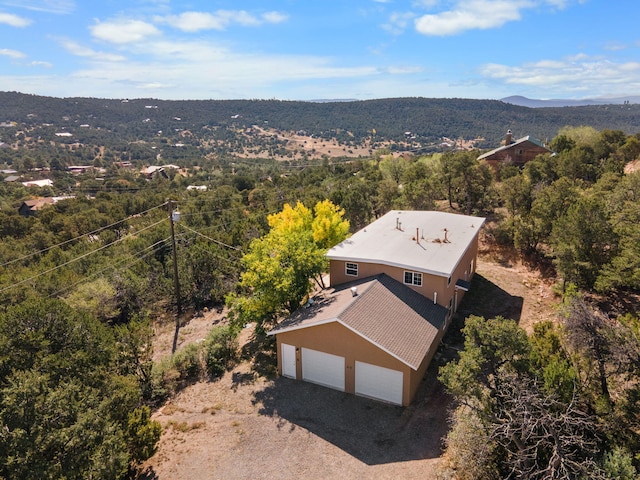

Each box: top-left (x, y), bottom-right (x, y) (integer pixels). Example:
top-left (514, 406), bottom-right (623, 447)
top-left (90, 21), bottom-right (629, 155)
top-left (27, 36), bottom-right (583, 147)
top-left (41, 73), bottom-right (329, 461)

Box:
top-left (269, 274), bottom-right (448, 370)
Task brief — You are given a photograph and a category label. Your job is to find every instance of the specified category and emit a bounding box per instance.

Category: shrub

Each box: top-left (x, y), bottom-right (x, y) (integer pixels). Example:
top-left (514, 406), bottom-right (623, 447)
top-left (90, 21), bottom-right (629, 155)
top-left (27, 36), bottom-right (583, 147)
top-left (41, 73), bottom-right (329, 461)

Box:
top-left (171, 342), bottom-right (204, 381)
top-left (205, 325), bottom-right (238, 377)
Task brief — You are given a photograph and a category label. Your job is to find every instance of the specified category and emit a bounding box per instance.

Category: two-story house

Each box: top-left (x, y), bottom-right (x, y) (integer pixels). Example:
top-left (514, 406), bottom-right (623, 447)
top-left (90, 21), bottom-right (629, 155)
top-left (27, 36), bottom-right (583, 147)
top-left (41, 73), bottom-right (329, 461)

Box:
top-left (268, 210), bottom-right (485, 406)
top-left (478, 130), bottom-right (552, 168)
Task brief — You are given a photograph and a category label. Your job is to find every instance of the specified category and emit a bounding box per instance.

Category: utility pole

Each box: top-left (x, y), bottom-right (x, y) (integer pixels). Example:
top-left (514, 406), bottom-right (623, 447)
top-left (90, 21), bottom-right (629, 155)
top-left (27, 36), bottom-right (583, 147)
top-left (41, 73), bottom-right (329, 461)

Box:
top-left (169, 199), bottom-right (182, 354)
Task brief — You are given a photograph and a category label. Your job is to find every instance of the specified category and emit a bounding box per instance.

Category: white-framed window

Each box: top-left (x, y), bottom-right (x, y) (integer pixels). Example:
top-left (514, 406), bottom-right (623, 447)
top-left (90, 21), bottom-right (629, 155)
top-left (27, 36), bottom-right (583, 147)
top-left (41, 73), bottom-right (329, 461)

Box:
top-left (345, 262), bottom-right (358, 276)
top-left (404, 271), bottom-right (422, 286)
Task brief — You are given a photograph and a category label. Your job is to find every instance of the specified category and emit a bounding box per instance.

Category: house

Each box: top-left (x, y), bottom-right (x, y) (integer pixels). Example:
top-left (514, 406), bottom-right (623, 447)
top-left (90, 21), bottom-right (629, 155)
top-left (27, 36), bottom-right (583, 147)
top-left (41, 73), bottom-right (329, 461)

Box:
top-left (18, 196), bottom-right (74, 217)
top-left (478, 130), bottom-right (552, 168)
top-left (268, 210), bottom-right (485, 406)
top-left (22, 179), bottom-right (54, 188)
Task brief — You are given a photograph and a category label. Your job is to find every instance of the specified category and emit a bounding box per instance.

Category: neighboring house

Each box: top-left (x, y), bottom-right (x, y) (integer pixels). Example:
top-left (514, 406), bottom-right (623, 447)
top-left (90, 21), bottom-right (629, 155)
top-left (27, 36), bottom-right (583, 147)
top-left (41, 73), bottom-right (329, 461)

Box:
top-left (19, 196), bottom-right (74, 217)
top-left (478, 130), bottom-right (552, 168)
top-left (141, 164), bottom-right (181, 178)
top-left (22, 179), bottom-right (54, 188)
top-left (4, 175), bottom-right (20, 182)
top-left (268, 210), bottom-right (485, 406)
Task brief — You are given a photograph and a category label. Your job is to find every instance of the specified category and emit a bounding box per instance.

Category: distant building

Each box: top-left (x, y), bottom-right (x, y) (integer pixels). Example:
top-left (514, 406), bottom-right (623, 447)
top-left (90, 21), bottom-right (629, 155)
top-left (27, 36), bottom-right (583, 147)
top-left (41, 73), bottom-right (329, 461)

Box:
top-left (478, 130), bottom-right (552, 168)
top-left (141, 165), bottom-right (181, 178)
top-left (18, 196), bottom-right (74, 217)
top-left (22, 179), bottom-right (54, 188)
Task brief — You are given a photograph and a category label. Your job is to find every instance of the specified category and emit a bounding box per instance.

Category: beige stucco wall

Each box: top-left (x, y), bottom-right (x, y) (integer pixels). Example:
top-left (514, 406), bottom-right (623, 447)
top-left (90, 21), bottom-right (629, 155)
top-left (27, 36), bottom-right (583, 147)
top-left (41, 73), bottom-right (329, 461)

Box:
top-left (328, 230), bottom-right (480, 315)
top-left (275, 322), bottom-right (423, 406)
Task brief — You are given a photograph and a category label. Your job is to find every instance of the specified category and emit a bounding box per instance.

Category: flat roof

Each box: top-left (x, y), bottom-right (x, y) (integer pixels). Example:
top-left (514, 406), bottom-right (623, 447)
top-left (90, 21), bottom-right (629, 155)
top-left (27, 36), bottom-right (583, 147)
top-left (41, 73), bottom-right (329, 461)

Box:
top-left (326, 210), bottom-right (484, 277)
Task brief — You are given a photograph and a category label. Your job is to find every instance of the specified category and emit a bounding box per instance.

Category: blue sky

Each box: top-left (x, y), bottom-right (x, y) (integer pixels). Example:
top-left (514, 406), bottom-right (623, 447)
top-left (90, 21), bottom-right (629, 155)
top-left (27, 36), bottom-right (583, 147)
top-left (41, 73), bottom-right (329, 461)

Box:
top-left (0, 0), bottom-right (638, 100)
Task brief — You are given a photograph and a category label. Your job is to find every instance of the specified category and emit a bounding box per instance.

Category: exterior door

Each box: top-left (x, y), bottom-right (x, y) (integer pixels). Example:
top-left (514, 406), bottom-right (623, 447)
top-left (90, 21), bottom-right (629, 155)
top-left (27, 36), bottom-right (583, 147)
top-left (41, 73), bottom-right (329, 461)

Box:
top-left (355, 361), bottom-right (403, 405)
top-left (281, 343), bottom-right (297, 379)
top-left (301, 348), bottom-right (345, 391)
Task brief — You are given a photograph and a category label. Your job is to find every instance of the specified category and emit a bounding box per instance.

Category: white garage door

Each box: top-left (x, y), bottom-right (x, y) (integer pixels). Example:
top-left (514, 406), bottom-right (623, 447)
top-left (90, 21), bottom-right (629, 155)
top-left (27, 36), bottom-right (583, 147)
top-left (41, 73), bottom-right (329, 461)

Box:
top-left (301, 348), bottom-right (345, 391)
top-left (355, 361), bottom-right (403, 405)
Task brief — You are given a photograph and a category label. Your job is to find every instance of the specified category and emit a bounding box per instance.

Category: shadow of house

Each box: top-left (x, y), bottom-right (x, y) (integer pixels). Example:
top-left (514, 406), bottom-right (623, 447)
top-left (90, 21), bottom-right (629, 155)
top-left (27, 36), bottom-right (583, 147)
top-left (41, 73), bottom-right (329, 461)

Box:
top-left (252, 352), bottom-right (450, 466)
top-left (251, 270), bottom-right (524, 466)
top-left (455, 273), bottom-right (524, 324)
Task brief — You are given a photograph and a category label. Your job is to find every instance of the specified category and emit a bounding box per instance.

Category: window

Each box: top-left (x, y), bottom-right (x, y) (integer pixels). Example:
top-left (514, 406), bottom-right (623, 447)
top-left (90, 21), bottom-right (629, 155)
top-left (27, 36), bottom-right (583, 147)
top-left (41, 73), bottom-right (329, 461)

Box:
top-left (404, 271), bottom-right (422, 286)
top-left (345, 262), bottom-right (358, 276)
top-left (447, 276), bottom-right (452, 287)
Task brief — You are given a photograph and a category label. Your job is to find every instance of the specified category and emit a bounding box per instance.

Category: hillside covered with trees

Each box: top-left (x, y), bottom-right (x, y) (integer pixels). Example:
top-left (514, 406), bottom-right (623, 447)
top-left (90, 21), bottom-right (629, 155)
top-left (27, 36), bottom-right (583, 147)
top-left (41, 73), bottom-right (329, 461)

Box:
top-left (0, 93), bottom-right (639, 478)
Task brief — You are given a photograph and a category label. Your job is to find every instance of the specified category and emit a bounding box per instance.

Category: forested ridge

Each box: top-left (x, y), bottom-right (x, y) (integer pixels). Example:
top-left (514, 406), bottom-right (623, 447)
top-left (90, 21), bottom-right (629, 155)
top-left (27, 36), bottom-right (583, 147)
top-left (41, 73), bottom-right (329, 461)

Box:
top-left (2, 91), bottom-right (640, 147)
top-left (0, 90), bottom-right (639, 478)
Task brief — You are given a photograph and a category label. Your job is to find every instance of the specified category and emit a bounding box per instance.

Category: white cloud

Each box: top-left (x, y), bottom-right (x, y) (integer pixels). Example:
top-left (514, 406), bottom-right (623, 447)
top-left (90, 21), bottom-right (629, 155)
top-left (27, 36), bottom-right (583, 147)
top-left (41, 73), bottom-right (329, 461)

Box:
top-left (415, 0), bottom-right (528, 36)
top-left (60, 39), bottom-right (126, 62)
top-left (157, 10), bottom-right (288, 33)
top-left (0, 0), bottom-right (74, 14)
top-left (262, 11), bottom-right (289, 24)
top-left (29, 60), bottom-right (52, 67)
top-left (481, 55), bottom-right (640, 95)
top-left (90, 19), bottom-right (161, 44)
top-left (382, 11), bottom-right (416, 35)
top-left (0, 12), bottom-right (31, 27)
top-left (52, 37), bottom-right (380, 99)
top-left (0, 48), bottom-right (26, 58)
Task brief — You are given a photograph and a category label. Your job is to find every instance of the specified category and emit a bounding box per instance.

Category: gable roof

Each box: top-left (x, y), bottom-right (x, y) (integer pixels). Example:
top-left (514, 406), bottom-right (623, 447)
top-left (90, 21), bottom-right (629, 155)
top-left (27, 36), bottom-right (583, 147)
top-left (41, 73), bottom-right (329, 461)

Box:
top-left (477, 135), bottom-right (551, 161)
top-left (327, 210), bottom-right (484, 278)
top-left (268, 274), bottom-right (448, 370)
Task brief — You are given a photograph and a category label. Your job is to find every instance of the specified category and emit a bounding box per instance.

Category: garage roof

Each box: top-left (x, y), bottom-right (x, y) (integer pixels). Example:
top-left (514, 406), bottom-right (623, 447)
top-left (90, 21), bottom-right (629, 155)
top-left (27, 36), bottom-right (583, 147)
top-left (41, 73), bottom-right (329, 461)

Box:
top-left (326, 210), bottom-right (484, 277)
top-left (268, 274), bottom-right (448, 370)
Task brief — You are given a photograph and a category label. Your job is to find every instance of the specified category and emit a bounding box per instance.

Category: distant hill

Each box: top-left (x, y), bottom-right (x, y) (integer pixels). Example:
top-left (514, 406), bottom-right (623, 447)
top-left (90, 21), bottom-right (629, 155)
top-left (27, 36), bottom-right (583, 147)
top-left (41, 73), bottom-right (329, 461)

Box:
top-left (501, 95), bottom-right (640, 108)
top-left (1, 92), bottom-right (639, 150)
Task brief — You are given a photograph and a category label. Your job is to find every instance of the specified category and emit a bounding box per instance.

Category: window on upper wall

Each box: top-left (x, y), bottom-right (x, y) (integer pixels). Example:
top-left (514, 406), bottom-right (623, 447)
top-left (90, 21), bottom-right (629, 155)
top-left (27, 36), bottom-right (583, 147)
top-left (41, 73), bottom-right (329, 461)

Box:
top-left (345, 262), bottom-right (358, 276)
top-left (404, 271), bottom-right (422, 286)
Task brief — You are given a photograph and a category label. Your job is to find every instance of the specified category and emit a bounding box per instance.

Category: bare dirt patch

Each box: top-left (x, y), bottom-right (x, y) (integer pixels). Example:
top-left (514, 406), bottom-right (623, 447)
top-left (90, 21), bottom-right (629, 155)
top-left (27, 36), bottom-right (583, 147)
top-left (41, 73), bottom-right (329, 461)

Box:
top-left (141, 255), bottom-right (561, 479)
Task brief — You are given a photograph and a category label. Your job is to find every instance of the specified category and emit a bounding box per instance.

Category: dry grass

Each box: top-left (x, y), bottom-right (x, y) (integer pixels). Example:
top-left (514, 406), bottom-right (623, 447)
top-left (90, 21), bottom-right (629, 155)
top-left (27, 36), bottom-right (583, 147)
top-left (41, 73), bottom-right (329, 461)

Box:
top-left (140, 254), bottom-right (561, 480)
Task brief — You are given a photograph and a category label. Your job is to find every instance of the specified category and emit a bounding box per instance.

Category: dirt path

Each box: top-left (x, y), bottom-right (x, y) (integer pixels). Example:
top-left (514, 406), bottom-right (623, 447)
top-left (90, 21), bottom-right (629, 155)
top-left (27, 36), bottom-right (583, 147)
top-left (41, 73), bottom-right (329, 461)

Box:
top-left (141, 255), bottom-right (561, 479)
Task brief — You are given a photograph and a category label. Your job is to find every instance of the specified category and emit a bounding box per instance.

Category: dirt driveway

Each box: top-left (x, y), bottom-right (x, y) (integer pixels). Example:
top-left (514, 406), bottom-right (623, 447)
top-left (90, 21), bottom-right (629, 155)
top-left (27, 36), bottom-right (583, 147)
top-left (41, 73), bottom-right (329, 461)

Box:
top-left (142, 256), bottom-right (558, 479)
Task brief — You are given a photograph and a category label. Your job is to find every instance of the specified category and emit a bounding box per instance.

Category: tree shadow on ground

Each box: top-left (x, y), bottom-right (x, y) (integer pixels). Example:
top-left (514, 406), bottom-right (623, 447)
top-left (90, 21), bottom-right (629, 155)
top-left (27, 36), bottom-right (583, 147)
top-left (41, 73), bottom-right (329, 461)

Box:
top-left (457, 274), bottom-right (524, 324)
top-left (241, 330), bottom-right (277, 378)
top-left (134, 466), bottom-right (158, 480)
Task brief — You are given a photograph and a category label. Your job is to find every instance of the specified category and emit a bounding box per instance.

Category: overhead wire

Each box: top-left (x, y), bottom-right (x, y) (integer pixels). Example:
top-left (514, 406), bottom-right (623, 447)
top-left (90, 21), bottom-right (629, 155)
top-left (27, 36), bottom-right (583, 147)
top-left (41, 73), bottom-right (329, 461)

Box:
top-left (0, 201), bottom-right (168, 269)
top-left (46, 235), bottom-right (173, 298)
top-left (0, 218), bottom-right (167, 295)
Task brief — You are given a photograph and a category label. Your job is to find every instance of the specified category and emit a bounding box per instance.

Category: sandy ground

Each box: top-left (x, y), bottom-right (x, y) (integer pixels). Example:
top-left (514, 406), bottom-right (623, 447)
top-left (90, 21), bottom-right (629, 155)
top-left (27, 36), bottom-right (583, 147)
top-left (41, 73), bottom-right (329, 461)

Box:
top-left (141, 254), bottom-right (560, 479)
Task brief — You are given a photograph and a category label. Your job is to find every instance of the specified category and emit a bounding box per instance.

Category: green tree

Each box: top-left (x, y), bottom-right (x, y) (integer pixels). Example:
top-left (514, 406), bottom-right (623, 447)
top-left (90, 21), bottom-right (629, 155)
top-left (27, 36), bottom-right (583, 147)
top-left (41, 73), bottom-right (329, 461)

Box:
top-left (552, 193), bottom-right (616, 289)
top-left (227, 200), bottom-right (349, 332)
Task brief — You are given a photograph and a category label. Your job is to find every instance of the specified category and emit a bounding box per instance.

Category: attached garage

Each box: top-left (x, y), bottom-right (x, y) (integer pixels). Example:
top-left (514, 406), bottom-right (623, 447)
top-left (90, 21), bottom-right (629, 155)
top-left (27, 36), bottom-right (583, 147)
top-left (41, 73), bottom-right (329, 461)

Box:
top-left (268, 274), bottom-right (449, 406)
top-left (355, 361), bottom-right (403, 405)
top-left (301, 348), bottom-right (345, 391)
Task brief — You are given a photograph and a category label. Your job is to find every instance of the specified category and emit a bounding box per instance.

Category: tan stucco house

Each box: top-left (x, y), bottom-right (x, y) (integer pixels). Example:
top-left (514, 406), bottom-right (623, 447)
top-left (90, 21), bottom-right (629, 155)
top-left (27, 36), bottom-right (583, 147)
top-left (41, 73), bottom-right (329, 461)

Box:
top-left (268, 210), bottom-right (485, 406)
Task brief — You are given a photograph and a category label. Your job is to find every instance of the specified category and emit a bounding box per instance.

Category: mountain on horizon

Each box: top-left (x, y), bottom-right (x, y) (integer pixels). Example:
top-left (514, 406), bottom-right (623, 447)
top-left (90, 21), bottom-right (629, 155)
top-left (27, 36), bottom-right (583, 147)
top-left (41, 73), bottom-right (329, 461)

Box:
top-left (501, 95), bottom-right (640, 108)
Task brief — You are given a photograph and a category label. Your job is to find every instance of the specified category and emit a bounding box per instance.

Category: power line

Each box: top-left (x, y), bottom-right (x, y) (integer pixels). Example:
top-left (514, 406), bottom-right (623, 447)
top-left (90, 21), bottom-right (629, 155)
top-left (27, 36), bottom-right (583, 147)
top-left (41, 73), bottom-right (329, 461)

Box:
top-left (0, 218), bottom-right (167, 295)
top-left (0, 201), bottom-right (168, 269)
top-left (46, 236), bottom-right (173, 298)
top-left (177, 223), bottom-right (241, 251)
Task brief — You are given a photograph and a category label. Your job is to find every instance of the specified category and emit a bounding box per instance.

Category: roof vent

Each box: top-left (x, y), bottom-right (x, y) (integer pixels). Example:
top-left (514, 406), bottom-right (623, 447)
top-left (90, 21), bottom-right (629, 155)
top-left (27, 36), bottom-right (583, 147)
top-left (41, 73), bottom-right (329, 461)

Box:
top-left (351, 287), bottom-right (358, 297)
